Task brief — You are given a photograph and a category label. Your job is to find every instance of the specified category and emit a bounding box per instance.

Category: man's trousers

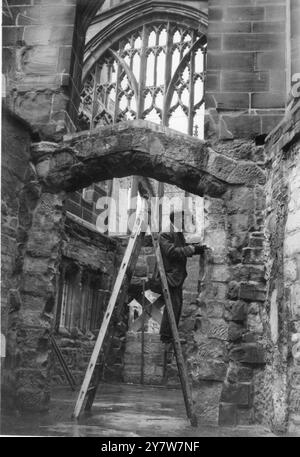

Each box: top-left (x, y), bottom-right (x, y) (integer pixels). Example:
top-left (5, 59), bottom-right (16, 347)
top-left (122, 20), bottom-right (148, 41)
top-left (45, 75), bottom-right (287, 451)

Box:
top-left (160, 286), bottom-right (183, 343)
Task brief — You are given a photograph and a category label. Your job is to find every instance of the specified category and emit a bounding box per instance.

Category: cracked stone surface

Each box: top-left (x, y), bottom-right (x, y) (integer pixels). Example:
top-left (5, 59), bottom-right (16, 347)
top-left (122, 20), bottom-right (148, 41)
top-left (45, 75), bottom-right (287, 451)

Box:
top-left (31, 121), bottom-right (265, 197)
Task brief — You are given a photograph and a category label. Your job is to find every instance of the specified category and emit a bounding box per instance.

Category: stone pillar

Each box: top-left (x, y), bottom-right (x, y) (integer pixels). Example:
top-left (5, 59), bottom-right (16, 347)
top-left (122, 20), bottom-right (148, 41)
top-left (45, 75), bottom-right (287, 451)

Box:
top-left (221, 184), bottom-right (267, 426)
top-left (189, 196), bottom-right (229, 425)
top-left (6, 190), bottom-right (65, 411)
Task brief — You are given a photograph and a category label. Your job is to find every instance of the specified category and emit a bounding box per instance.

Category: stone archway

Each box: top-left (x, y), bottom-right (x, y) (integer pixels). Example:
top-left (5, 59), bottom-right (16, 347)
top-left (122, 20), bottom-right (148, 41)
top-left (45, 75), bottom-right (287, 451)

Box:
top-left (9, 120), bottom-right (267, 422)
top-left (33, 121), bottom-right (265, 196)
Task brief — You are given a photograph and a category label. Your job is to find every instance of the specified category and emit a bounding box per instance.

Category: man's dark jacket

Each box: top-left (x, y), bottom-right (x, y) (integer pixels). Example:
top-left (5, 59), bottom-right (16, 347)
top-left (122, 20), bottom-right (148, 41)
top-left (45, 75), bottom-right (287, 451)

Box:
top-left (158, 227), bottom-right (193, 288)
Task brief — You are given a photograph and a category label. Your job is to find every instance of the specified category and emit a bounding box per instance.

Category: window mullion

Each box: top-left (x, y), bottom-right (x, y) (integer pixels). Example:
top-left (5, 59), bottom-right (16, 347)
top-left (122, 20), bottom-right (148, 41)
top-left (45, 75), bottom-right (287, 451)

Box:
top-left (188, 32), bottom-right (196, 136)
top-left (113, 62), bottom-right (122, 123)
top-left (137, 24), bottom-right (148, 118)
top-left (163, 22), bottom-right (173, 127)
top-left (91, 64), bottom-right (101, 129)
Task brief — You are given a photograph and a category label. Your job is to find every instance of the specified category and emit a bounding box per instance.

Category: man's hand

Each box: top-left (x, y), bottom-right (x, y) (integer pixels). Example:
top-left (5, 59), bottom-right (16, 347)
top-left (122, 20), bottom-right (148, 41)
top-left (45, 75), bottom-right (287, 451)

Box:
top-left (184, 245), bottom-right (195, 257)
top-left (193, 243), bottom-right (207, 255)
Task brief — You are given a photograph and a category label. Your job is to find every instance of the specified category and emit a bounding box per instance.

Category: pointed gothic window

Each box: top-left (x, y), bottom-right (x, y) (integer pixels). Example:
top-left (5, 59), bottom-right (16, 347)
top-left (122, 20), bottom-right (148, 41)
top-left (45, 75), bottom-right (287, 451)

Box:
top-left (78, 21), bottom-right (206, 236)
top-left (79, 22), bottom-right (206, 137)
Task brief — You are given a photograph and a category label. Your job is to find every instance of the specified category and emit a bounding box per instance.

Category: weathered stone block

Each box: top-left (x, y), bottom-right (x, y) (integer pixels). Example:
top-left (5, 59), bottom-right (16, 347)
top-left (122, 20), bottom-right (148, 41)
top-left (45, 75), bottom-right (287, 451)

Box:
top-left (190, 358), bottom-right (227, 382)
top-left (204, 299), bottom-right (224, 319)
top-left (15, 91), bottom-right (53, 124)
top-left (251, 92), bottom-right (285, 109)
top-left (242, 247), bottom-right (264, 264)
top-left (192, 381), bottom-right (223, 425)
top-left (209, 20), bottom-right (251, 34)
top-left (205, 74), bottom-right (220, 94)
top-left (193, 335), bottom-right (227, 359)
top-left (219, 403), bottom-right (237, 426)
top-left (207, 36), bottom-right (222, 51)
top-left (239, 282), bottom-right (266, 302)
top-left (200, 317), bottom-right (229, 341)
top-left (223, 33), bottom-right (283, 51)
top-left (229, 213), bottom-right (253, 232)
top-left (227, 364), bottom-right (253, 383)
top-left (222, 71), bottom-right (269, 92)
top-left (225, 187), bottom-right (255, 214)
top-left (257, 51), bottom-right (285, 70)
top-left (265, 5), bottom-right (286, 20)
top-left (232, 265), bottom-right (265, 283)
top-left (206, 92), bottom-right (250, 111)
top-left (209, 7), bottom-right (223, 21)
top-left (229, 343), bottom-right (266, 364)
top-left (220, 115), bottom-right (261, 140)
top-left (210, 265), bottom-right (231, 282)
top-left (15, 368), bottom-right (50, 411)
top-left (221, 382), bottom-right (251, 406)
top-left (224, 300), bottom-right (246, 322)
top-left (207, 52), bottom-right (254, 71)
top-left (227, 281), bottom-right (240, 300)
top-left (228, 322), bottom-right (244, 341)
top-left (226, 6), bottom-right (265, 22)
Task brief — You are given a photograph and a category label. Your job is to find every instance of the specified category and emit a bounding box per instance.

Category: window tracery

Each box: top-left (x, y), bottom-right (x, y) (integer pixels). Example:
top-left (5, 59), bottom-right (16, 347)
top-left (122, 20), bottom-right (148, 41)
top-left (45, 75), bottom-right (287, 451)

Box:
top-left (79, 22), bottom-right (206, 137)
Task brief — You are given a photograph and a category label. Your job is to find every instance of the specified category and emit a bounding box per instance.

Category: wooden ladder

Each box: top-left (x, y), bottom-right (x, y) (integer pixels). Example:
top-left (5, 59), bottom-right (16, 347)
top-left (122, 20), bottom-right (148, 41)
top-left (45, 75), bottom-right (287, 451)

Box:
top-left (72, 198), bottom-right (198, 427)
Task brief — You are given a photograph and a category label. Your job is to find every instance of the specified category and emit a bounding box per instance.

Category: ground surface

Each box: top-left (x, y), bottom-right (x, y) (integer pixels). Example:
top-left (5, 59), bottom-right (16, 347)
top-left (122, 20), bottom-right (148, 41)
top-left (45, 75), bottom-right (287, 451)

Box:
top-left (1, 383), bottom-right (280, 437)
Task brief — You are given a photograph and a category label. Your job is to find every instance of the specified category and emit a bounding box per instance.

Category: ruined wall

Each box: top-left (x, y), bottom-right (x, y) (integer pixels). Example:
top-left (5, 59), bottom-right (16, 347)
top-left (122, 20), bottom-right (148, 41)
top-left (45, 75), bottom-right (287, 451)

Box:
top-left (206, 0), bottom-right (286, 141)
top-left (51, 215), bottom-right (121, 386)
top-left (1, 110), bottom-right (32, 337)
top-left (252, 103), bottom-right (300, 433)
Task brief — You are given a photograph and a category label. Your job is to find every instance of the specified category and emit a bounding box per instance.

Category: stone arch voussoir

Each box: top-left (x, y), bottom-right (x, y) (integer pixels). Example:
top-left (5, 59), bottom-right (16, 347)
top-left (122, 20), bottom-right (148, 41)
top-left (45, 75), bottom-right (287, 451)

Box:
top-left (31, 120), bottom-right (266, 197)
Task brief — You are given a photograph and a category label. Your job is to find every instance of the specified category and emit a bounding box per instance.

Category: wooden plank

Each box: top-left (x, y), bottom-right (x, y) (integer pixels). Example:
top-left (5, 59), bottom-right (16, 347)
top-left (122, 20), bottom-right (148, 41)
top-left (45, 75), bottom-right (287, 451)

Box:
top-left (151, 233), bottom-right (198, 427)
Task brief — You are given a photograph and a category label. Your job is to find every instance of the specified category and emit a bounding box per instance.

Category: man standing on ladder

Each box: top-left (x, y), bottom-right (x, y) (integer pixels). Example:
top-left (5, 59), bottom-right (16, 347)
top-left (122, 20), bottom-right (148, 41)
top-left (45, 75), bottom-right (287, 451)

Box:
top-left (154, 210), bottom-right (206, 349)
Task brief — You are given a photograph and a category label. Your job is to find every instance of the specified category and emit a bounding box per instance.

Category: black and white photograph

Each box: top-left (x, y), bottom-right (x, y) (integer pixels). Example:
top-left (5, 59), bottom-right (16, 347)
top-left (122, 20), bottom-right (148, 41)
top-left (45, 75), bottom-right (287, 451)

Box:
top-left (0, 0), bottom-right (300, 441)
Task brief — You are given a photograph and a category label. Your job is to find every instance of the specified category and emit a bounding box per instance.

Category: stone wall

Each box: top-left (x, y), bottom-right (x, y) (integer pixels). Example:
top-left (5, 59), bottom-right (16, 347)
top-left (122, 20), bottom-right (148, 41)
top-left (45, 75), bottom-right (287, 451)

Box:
top-left (254, 102), bottom-right (300, 434)
top-left (206, 0), bottom-right (287, 141)
top-left (2, 1), bottom-right (105, 140)
top-left (1, 109), bottom-right (34, 403)
top-left (1, 110), bottom-right (32, 336)
top-left (3, 1), bottom-right (77, 140)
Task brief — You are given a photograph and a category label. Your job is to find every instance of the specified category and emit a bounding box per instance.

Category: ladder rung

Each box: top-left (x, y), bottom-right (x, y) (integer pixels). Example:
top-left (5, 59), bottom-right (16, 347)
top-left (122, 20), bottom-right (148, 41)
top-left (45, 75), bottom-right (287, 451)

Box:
top-left (87, 386), bottom-right (96, 393)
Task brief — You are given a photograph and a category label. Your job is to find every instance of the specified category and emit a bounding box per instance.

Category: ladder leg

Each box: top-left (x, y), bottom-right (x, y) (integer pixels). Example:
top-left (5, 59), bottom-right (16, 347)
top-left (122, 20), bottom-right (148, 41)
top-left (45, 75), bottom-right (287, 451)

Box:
top-left (84, 324), bottom-right (115, 412)
top-left (152, 235), bottom-right (198, 428)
